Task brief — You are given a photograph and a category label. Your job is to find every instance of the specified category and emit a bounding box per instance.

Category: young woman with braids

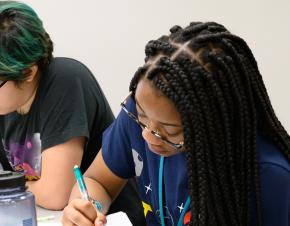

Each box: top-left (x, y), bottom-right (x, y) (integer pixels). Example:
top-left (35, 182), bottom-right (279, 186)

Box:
top-left (62, 22), bottom-right (290, 226)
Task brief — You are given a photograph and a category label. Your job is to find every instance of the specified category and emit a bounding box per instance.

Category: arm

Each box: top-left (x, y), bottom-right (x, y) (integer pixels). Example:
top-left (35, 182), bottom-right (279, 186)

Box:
top-left (27, 136), bottom-right (85, 210)
top-left (62, 149), bottom-right (127, 225)
top-left (27, 59), bottom-right (112, 210)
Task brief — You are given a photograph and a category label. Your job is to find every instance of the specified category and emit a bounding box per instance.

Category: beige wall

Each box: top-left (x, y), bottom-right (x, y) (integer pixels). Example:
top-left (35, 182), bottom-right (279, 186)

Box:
top-left (23, 0), bottom-right (290, 132)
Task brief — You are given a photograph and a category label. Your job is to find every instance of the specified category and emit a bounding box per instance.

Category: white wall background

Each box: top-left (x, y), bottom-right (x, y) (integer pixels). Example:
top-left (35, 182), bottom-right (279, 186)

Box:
top-left (22, 0), bottom-right (290, 132)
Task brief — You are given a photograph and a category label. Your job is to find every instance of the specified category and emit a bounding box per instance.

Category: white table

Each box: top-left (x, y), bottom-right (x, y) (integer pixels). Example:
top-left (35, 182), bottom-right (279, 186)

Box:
top-left (37, 206), bottom-right (62, 225)
top-left (36, 206), bottom-right (132, 226)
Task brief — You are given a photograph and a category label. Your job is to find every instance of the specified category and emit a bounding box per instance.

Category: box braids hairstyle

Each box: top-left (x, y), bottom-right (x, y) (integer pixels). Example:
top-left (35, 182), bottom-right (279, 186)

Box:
top-left (129, 22), bottom-right (290, 226)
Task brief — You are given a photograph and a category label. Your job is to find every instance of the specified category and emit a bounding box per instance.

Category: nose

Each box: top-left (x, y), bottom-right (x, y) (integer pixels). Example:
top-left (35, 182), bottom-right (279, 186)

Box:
top-left (142, 127), bottom-right (163, 146)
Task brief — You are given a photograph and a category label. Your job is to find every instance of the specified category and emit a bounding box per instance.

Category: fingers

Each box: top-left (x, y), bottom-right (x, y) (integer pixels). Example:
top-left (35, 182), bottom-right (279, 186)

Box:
top-left (74, 199), bottom-right (99, 222)
top-left (61, 199), bottom-right (98, 226)
top-left (62, 207), bottom-right (93, 226)
top-left (94, 211), bottom-right (107, 226)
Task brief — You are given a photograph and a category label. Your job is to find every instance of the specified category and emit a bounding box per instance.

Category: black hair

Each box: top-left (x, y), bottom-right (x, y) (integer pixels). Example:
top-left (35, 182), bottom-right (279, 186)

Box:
top-left (129, 21), bottom-right (290, 226)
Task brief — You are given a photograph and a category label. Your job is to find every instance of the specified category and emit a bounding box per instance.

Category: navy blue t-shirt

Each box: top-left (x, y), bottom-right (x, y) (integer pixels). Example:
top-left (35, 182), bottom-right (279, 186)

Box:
top-left (257, 134), bottom-right (290, 225)
top-left (102, 97), bottom-right (290, 226)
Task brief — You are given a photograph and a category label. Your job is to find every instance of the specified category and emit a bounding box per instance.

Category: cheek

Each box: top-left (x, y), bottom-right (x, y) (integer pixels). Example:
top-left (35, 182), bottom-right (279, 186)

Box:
top-left (141, 128), bottom-right (163, 145)
top-left (0, 91), bottom-right (21, 114)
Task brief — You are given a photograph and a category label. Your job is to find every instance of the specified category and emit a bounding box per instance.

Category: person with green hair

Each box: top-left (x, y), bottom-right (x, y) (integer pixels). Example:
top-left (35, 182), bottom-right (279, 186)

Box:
top-left (0, 1), bottom-right (145, 225)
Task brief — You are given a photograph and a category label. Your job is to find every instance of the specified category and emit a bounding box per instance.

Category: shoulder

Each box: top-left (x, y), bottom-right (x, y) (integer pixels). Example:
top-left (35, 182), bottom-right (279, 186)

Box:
top-left (44, 57), bottom-right (96, 83)
top-left (257, 134), bottom-right (290, 195)
top-left (48, 57), bottom-right (90, 72)
top-left (117, 96), bottom-right (139, 131)
top-left (38, 57), bottom-right (99, 96)
top-left (104, 97), bottom-right (141, 142)
top-left (125, 96), bottom-right (138, 114)
top-left (106, 97), bottom-right (135, 134)
top-left (257, 134), bottom-right (290, 173)
top-left (257, 135), bottom-right (290, 225)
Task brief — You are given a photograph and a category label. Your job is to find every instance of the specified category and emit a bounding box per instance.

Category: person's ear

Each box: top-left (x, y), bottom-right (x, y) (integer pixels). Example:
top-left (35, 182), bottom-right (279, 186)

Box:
top-left (23, 65), bottom-right (39, 82)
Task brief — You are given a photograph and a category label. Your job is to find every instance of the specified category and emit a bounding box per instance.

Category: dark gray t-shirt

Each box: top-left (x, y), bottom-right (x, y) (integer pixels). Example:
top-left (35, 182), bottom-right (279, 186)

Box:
top-left (0, 57), bottom-right (114, 180)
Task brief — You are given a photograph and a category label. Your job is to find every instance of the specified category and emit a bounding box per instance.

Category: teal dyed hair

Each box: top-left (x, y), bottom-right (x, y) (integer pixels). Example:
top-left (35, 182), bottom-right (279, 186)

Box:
top-left (0, 1), bottom-right (53, 81)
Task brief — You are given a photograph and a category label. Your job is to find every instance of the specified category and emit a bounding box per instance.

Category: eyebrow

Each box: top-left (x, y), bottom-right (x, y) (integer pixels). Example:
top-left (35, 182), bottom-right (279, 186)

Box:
top-left (134, 98), bottom-right (182, 128)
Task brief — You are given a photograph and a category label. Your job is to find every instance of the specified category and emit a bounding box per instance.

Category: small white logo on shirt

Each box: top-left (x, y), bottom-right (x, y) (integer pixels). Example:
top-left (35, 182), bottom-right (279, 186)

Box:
top-left (132, 149), bottom-right (143, 176)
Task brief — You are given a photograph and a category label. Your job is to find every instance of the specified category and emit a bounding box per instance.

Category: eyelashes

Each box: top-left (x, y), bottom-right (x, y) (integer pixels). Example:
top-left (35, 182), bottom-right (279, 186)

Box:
top-left (137, 113), bottom-right (182, 137)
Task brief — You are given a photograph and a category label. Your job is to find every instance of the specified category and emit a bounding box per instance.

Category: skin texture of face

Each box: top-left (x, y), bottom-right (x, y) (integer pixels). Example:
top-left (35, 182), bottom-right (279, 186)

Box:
top-left (134, 78), bottom-right (184, 157)
top-left (0, 65), bottom-right (39, 115)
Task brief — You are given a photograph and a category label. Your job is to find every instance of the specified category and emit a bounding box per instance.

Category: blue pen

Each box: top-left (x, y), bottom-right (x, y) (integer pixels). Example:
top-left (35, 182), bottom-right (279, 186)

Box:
top-left (73, 165), bottom-right (103, 212)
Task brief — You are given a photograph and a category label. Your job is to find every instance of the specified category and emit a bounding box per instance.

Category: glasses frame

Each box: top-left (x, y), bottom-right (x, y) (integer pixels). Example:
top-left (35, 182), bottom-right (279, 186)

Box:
top-left (0, 81), bottom-right (7, 89)
top-left (120, 92), bottom-right (184, 150)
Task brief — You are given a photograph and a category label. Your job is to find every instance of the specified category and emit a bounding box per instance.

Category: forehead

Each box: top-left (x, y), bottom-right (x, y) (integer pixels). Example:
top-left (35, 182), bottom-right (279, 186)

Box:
top-left (135, 78), bottom-right (181, 123)
top-left (135, 78), bottom-right (162, 99)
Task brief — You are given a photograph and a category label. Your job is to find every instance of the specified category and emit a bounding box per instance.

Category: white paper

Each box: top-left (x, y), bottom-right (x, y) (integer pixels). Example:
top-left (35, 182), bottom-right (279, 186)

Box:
top-left (38, 222), bottom-right (61, 226)
top-left (38, 211), bottom-right (132, 226)
top-left (106, 212), bottom-right (132, 226)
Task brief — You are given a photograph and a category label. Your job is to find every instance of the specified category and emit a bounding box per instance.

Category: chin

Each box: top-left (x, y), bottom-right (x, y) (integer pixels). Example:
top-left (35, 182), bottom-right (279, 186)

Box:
top-left (163, 151), bottom-right (181, 157)
top-left (148, 144), bottom-right (179, 157)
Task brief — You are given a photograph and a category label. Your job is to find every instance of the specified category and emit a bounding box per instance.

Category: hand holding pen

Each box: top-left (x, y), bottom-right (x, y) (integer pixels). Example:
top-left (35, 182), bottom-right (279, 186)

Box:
top-left (74, 165), bottom-right (103, 211)
top-left (73, 165), bottom-right (106, 225)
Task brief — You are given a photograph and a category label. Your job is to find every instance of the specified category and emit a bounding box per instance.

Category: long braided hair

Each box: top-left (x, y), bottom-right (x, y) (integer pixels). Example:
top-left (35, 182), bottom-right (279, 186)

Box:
top-left (129, 22), bottom-right (290, 226)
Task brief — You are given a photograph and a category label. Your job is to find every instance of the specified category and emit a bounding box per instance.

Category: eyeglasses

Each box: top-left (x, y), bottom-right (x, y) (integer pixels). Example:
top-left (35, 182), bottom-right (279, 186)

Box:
top-left (0, 81), bottom-right (7, 88)
top-left (120, 92), bottom-right (184, 150)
